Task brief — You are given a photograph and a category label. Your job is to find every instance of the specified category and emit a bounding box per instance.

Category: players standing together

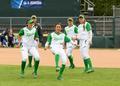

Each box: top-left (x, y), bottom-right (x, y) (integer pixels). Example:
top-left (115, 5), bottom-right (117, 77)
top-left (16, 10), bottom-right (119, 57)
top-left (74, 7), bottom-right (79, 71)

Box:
top-left (18, 14), bottom-right (94, 80)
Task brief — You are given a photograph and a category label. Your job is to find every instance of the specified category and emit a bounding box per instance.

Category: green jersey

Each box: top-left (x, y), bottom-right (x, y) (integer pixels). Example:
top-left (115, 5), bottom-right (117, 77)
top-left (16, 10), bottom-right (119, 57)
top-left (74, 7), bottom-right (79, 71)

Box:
top-left (46, 32), bottom-right (70, 47)
top-left (19, 26), bottom-right (38, 47)
top-left (64, 25), bottom-right (78, 39)
top-left (78, 22), bottom-right (92, 40)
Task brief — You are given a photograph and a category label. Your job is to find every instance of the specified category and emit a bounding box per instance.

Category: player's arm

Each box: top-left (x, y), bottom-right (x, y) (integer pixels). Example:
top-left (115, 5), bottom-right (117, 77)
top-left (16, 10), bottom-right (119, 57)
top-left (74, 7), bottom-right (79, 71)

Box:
top-left (74, 26), bottom-right (78, 34)
top-left (86, 22), bottom-right (92, 45)
top-left (64, 35), bottom-right (70, 42)
top-left (34, 30), bottom-right (39, 42)
top-left (17, 29), bottom-right (24, 47)
top-left (64, 28), bottom-right (67, 35)
top-left (44, 34), bottom-right (52, 50)
top-left (64, 35), bottom-right (77, 45)
top-left (72, 26), bottom-right (78, 40)
top-left (36, 23), bottom-right (43, 43)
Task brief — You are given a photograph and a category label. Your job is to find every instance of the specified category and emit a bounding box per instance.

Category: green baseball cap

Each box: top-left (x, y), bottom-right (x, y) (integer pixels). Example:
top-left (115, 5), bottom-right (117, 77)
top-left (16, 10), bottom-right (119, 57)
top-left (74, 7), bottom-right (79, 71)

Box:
top-left (27, 19), bottom-right (34, 24)
top-left (78, 15), bottom-right (85, 19)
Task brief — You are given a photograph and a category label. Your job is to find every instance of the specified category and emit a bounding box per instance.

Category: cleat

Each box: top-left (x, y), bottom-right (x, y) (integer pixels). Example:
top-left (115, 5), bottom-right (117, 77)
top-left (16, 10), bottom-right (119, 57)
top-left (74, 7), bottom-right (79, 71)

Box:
top-left (20, 72), bottom-right (24, 78)
top-left (86, 69), bottom-right (94, 73)
top-left (32, 72), bottom-right (38, 78)
top-left (57, 76), bottom-right (63, 80)
top-left (84, 68), bottom-right (88, 72)
top-left (69, 64), bottom-right (75, 69)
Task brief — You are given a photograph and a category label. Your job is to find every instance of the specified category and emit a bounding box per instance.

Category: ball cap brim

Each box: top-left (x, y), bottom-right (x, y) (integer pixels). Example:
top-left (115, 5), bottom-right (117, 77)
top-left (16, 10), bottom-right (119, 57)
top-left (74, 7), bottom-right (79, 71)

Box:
top-left (78, 15), bottom-right (85, 19)
top-left (28, 19), bottom-right (34, 24)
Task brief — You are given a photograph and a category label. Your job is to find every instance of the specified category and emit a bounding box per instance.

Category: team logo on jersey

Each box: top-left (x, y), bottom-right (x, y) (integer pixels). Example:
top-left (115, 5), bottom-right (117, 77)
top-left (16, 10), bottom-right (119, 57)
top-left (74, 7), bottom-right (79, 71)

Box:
top-left (52, 34), bottom-right (64, 41)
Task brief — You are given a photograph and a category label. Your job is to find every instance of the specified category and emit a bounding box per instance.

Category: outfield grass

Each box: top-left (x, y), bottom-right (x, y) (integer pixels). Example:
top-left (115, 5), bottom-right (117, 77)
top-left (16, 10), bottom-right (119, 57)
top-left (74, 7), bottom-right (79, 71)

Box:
top-left (0, 65), bottom-right (120, 86)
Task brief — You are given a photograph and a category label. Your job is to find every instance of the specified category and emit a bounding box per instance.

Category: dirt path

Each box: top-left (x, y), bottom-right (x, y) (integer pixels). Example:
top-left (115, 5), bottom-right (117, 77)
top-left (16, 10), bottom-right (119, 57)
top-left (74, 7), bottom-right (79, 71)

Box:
top-left (0, 48), bottom-right (120, 68)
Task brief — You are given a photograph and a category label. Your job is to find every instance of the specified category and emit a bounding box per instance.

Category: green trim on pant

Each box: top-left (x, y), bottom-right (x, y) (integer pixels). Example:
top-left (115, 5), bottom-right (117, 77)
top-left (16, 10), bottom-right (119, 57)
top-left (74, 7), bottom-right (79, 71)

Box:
top-left (58, 64), bottom-right (65, 77)
top-left (28, 56), bottom-right (32, 65)
top-left (55, 54), bottom-right (60, 67)
top-left (21, 61), bottom-right (26, 73)
top-left (68, 55), bottom-right (74, 66)
top-left (34, 60), bottom-right (39, 74)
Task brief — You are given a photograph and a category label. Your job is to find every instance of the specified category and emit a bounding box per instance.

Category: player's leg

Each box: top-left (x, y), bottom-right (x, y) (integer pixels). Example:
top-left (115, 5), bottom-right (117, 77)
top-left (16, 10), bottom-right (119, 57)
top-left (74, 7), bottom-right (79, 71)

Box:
top-left (66, 44), bottom-right (75, 69)
top-left (55, 54), bottom-right (60, 71)
top-left (27, 40), bottom-right (39, 67)
top-left (27, 52), bottom-right (33, 67)
top-left (51, 47), bottom-right (60, 71)
top-left (57, 49), bottom-right (67, 80)
top-left (20, 47), bottom-right (28, 77)
top-left (29, 47), bottom-right (40, 78)
top-left (80, 40), bottom-right (94, 73)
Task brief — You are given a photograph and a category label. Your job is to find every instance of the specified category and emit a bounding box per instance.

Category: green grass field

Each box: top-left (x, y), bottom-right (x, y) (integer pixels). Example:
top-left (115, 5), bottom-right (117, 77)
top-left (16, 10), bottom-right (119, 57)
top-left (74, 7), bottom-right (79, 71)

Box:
top-left (0, 65), bottom-right (120, 86)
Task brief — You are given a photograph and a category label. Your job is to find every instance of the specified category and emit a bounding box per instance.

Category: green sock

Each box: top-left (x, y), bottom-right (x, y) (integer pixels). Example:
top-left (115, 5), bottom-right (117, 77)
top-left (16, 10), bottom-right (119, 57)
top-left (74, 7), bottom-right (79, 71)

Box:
top-left (55, 54), bottom-right (60, 68)
top-left (68, 55), bottom-right (74, 66)
top-left (28, 56), bottom-right (32, 65)
top-left (34, 60), bottom-right (39, 74)
top-left (21, 61), bottom-right (26, 73)
top-left (83, 59), bottom-right (89, 71)
top-left (58, 64), bottom-right (65, 77)
top-left (87, 58), bottom-right (93, 69)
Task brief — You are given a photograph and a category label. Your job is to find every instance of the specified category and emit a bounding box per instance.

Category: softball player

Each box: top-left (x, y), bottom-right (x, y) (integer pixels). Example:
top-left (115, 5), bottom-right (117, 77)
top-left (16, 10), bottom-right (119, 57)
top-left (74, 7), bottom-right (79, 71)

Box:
top-left (64, 17), bottom-right (78, 69)
top-left (27, 15), bottom-right (43, 67)
top-left (45, 23), bottom-right (72, 80)
top-left (17, 19), bottom-right (40, 78)
top-left (77, 15), bottom-right (94, 73)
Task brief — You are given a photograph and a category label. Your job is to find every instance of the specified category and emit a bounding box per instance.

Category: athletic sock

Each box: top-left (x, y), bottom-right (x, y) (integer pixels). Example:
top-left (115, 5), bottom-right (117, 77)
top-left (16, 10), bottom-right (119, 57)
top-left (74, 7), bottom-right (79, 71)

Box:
top-left (28, 56), bottom-right (32, 65)
top-left (58, 64), bottom-right (65, 77)
top-left (21, 61), bottom-right (26, 73)
top-left (83, 59), bottom-right (89, 71)
top-left (87, 58), bottom-right (93, 69)
top-left (55, 54), bottom-right (60, 68)
top-left (34, 60), bottom-right (39, 74)
top-left (68, 55), bottom-right (74, 66)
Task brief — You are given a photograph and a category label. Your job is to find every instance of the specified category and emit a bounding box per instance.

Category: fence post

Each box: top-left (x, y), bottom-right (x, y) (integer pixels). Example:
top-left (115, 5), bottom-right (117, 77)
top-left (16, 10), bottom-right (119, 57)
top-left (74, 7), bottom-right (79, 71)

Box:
top-left (39, 17), bottom-right (42, 25)
top-left (10, 17), bottom-right (12, 29)
top-left (112, 16), bottom-right (115, 48)
top-left (94, 20), bottom-right (97, 36)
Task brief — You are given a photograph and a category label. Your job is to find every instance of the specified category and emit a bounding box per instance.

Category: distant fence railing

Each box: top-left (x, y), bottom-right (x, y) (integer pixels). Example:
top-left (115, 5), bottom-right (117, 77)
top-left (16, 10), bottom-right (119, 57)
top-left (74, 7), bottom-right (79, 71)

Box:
top-left (0, 16), bottom-right (120, 48)
top-left (0, 16), bottom-right (114, 36)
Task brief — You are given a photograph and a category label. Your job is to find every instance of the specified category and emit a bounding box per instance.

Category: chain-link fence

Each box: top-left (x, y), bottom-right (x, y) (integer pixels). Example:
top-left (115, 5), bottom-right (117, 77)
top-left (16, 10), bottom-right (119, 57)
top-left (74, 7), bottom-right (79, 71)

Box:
top-left (0, 16), bottom-right (118, 48)
top-left (0, 16), bottom-right (114, 35)
top-left (112, 5), bottom-right (120, 47)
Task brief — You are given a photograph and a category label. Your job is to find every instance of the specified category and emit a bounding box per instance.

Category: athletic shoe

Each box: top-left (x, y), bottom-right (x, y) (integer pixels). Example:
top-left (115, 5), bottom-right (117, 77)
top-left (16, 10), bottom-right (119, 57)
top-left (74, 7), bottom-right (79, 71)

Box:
top-left (57, 76), bottom-right (63, 80)
top-left (86, 69), bottom-right (94, 73)
top-left (84, 68), bottom-right (89, 72)
top-left (69, 64), bottom-right (75, 69)
top-left (32, 72), bottom-right (38, 78)
top-left (20, 71), bottom-right (24, 78)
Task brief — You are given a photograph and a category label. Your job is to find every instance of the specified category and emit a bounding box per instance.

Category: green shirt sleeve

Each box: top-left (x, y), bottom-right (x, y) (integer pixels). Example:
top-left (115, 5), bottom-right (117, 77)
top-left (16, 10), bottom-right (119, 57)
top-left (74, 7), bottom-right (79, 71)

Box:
top-left (19, 29), bottom-right (24, 36)
top-left (64, 35), bottom-right (70, 42)
top-left (74, 26), bottom-right (78, 33)
top-left (86, 22), bottom-right (92, 31)
top-left (34, 31), bottom-right (39, 38)
top-left (46, 34), bottom-right (52, 44)
top-left (64, 28), bottom-right (67, 35)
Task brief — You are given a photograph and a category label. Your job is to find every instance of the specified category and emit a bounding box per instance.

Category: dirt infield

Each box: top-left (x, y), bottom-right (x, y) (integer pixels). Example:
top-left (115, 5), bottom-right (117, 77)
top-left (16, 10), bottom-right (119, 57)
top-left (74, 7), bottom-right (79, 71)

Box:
top-left (0, 48), bottom-right (120, 68)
